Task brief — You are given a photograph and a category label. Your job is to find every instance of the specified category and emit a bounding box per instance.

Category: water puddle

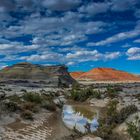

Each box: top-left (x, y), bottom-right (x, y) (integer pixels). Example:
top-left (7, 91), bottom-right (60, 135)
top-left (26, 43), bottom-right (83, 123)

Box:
top-left (62, 105), bottom-right (99, 133)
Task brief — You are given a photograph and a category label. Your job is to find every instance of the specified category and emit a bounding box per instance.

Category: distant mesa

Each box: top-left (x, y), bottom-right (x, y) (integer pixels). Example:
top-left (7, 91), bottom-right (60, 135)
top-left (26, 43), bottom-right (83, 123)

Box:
top-left (70, 67), bottom-right (140, 81)
top-left (0, 62), bottom-right (76, 87)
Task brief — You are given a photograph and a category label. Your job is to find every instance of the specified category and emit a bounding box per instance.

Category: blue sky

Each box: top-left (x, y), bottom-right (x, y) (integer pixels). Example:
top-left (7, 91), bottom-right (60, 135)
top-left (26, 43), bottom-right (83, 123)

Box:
top-left (0, 0), bottom-right (140, 74)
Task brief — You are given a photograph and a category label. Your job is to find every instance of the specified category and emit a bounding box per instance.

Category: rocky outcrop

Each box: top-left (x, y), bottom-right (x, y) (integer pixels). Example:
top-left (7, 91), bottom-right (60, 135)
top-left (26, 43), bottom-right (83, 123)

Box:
top-left (70, 68), bottom-right (140, 81)
top-left (0, 62), bottom-right (76, 87)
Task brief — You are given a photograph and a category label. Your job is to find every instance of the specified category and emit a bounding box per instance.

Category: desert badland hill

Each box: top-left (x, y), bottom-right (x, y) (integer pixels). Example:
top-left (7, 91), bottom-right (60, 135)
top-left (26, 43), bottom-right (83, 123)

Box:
top-left (0, 62), bottom-right (75, 87)
top-left (70, 72), bottom-right (84, 79)
top-left (70, 68), bottom-right (140, 81)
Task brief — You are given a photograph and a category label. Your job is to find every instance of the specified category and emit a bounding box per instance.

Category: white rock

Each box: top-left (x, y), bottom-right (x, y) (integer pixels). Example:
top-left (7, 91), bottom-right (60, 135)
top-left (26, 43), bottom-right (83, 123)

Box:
top-left (78, 136), bottom-right (102, 140)
top-left (90, 98), bottom-right (109, 108)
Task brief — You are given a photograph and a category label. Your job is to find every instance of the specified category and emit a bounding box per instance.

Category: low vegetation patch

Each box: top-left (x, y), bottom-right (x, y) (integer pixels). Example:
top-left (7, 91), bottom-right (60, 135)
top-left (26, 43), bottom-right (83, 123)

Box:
top-left (94, 100), bottom-right (138, 139)
top-left (70, 85), bottom-right (122, 102)
top-left (7, 94), bottom-right (21, 103)
top-left (3, 101), bottom-right (20, 112)
top-left (134, 94), bottom-right (140, 101)
top-left (22, 92), bottom-right (42, 104)
top-left (21, 110), bottom-right (34, 120)
top-left (21, 102), bottom-right (36, 111)
top-left (41, 101), bottom-right (56, 111)
top-left (105, 85), bottom-right (120, 98)
top-left (70, 87), bottom-right (102, 102)
top-left (20, 89), bottom-right (27, 93)
top-left (127, 115), bottom-right (140, 140)
top-left (0, 91), bottom-right (59, 120)
top-left (116, 105), bottom-right (138, 124)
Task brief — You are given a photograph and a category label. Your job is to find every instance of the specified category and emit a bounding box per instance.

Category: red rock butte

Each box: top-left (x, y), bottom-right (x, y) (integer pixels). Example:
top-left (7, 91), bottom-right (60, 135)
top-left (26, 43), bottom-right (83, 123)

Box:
top-left (70, 67), bottom-right (140, 81)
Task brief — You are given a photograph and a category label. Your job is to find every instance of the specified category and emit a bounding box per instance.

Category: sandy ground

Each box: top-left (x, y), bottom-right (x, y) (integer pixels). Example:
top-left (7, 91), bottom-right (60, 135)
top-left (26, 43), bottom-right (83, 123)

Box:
top-left (0, 110), bottom-right (73, 140)
top-left (0, 82), bottom-right (139, 140)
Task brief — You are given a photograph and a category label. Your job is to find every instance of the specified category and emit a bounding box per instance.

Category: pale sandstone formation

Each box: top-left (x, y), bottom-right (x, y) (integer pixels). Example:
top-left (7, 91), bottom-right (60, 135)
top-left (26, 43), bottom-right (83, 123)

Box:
top-left (89, 98), bottom-right (110, 108)
top-left (77, 136), bottom-right (102, 140)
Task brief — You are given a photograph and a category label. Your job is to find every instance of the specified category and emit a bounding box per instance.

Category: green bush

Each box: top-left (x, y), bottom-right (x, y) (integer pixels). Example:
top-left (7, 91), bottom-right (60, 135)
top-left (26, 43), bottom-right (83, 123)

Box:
top-left (4, 101), bottom-right (19, 112)
top-left (71, 83), bottom-right (80, 90)
top-left (71, 89), bottom-right (84, 101)
top-left (106, 86), bottom-right (120, 98)
top-left (95, 124), bottom-right (114, 139)
top-left (91, 90), bottom-right (102, 99)
top-left (127, 116), bottom-right (140, 140)
top-left (96, 102), bottom-right (138, 139)
top-left (70, 87), bottom-right (102, 102)
top-left (106, 100), bottom-right (119, 124)
top-left (116, 105), bottom-right (138, 123)
top-left (8, 94), bottom-right (21, 103)
top-left (41, 101), bottom-right (56, 111)
top-left (22, 92), bottom-right (42, 104)
top-left (106, 101), bottom-right (138, 125)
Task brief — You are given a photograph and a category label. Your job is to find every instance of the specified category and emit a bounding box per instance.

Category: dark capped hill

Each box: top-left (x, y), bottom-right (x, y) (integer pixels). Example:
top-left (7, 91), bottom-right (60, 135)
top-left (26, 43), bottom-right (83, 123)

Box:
top-left (0, 62), bottom-right (76, 87)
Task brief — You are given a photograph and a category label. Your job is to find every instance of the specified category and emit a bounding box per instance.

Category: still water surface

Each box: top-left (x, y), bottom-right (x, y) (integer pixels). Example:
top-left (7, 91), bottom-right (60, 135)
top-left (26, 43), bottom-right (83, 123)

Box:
top-left (62, 105), bottom-right (99, 133)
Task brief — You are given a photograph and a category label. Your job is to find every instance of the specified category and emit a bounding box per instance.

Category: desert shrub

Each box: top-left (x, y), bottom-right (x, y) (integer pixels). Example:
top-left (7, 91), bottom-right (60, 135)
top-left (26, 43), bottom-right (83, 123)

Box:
top-left (4, 101), bottom-right (19, 112)
top-left (96, 102), bottom-right (138, 139)
top-left (70, 88), bottom-right (84, 101)
top-left (106, 100), bottom-right (119, 124)
top-left (41, 101), bottom-right (56, 111)
top-left (106, 86), bottom-right (120, 98)
top-left (134, 94), bottom-right (140, 101)
top-left (21, 110), bottom-right (33, 120)
top-left (71, 82), bottom-right (80, 90)
top-left (71, 89), bottom-right (89, 101)
top-left (70, 87), bottom-right (102, 102)
top-left (41, 91), bottom-right (57, 100)
top-left (22, 92), bottom-right (42, 104)
top-left (116, 105), bottom-right (138, 123)
top-left (95, 124), bottom-right (114, 139)
top-left (21, 102), bottom-right (35, 111)
top-left (106, 101), bottom-right (138, 125)
top-left (20, 89), bottom-right (27, 93)
top-left (4, 88), bottom-right (12, 91)
top-left (127, 115), bottom-right (140, 140)
top-left (8, 94), bottom-right (21, 103)
top-left (91, 90), bottom-right (102, 99)
top-left (0, 93), bottom-right (6, 100)
top-left (106, 100), bottom-right (118, 116)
